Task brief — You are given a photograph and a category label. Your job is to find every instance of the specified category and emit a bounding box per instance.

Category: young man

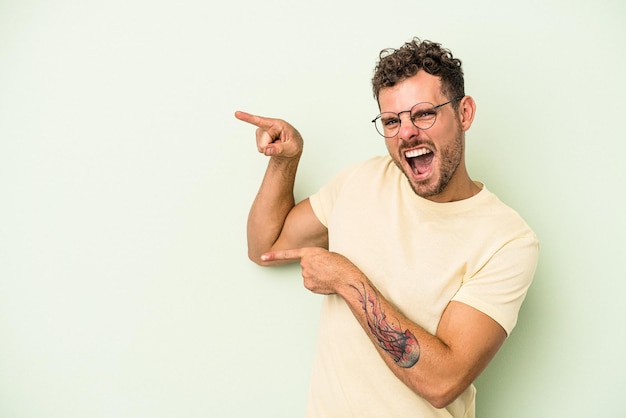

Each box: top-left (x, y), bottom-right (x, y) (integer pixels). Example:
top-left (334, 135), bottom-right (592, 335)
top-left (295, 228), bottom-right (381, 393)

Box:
top-left (235, 38), bottom-right (539, 417)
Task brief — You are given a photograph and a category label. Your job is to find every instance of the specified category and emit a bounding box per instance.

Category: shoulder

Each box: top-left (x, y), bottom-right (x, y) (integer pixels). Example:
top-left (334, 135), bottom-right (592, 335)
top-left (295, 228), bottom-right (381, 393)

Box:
top-left (479, 187), bottom-right (538, 241)
top-left (309, 155), bottom-right (393, 225)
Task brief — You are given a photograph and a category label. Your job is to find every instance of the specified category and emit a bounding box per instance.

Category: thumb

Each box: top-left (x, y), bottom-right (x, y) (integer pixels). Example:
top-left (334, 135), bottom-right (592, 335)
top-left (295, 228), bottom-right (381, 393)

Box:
top-left (264, 142), bottom-right (285, 156)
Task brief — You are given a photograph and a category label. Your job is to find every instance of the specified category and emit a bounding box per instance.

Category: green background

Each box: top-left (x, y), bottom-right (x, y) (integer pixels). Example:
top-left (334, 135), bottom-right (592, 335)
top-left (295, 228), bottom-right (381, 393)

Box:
top-left (1, 0), bottom-right (624, 416)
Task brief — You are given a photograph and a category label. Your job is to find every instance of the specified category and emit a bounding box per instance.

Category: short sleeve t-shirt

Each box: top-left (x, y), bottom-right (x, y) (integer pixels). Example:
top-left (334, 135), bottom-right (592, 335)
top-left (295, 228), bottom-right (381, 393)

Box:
top-left (306, 156), bottom-right (539, 418)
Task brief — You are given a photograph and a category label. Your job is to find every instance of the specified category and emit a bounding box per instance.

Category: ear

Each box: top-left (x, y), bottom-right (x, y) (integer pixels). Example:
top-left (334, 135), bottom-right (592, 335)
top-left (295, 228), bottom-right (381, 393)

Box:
top-left (458, 95), bottom-right (476, 131)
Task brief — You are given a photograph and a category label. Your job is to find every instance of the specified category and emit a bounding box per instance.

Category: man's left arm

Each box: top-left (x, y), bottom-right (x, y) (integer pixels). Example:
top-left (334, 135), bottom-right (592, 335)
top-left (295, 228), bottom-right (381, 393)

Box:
top-left (262, 247), bottom-right (510, 409)
top-left (345, 277), bottom-right (506, 409)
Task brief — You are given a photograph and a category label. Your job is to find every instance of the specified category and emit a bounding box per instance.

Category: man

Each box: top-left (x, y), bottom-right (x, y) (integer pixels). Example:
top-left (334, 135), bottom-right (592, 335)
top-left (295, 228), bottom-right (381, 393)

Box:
top-left (235, 38), bottom-right (538, 417)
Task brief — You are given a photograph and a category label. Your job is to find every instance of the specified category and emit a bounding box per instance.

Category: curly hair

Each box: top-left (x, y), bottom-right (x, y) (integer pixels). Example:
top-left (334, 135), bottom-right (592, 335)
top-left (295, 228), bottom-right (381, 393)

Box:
top-left (372, 38), bottom-right (464, 106)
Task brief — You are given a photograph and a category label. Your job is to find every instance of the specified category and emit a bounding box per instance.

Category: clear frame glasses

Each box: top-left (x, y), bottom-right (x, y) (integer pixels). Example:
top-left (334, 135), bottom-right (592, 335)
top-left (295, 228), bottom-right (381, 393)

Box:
top-left (371, 96), bottom-right (464, 138)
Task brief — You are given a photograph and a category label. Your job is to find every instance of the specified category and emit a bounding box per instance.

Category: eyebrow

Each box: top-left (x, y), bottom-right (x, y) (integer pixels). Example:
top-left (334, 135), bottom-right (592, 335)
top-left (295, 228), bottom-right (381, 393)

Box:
top-left (380, 113), bottom-right (400, 121)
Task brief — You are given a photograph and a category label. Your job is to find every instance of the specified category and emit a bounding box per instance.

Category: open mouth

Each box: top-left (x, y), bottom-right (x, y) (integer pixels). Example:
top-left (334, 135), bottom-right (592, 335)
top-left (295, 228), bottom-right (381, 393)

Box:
top-left (405, 148), bottom-right (434, 175)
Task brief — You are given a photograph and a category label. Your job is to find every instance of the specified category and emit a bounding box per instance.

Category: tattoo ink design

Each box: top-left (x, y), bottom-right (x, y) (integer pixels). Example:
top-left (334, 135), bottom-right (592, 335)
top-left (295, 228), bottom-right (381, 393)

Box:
top-left (351, 283), bottom-right (421, 368)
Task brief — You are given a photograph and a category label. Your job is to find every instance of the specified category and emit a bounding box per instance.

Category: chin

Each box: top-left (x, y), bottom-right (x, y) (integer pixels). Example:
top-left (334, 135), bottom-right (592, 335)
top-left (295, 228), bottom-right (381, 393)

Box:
top-left (405, 176), bottom-right (440, 198)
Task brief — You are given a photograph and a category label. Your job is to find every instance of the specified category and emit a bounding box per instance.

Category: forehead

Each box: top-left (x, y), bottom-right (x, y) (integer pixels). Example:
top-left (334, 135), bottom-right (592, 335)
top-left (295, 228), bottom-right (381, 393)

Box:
top-left (378, 71), bottom-right (443, 112)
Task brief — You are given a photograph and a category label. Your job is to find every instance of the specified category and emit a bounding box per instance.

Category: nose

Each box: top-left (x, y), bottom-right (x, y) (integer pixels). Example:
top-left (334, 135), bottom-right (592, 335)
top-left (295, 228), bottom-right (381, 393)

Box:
top-left (397, 113), bottom-right (420, 141)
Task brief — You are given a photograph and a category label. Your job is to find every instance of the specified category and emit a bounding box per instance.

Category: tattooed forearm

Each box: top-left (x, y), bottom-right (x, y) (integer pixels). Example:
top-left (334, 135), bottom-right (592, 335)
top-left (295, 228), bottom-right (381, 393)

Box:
top-left (351, 283), bottom-right (420, 368)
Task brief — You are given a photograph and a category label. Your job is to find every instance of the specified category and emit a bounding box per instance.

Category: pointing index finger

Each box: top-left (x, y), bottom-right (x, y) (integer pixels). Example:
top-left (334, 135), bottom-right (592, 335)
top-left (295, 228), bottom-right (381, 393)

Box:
top-left (234, 110), bottom-right (274, 130)
top-left (260, 248), bottom-right (304, 262)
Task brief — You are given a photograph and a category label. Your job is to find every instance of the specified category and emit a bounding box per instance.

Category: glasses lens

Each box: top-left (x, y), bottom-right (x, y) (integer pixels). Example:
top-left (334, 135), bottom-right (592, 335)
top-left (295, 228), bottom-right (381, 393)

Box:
top-left (410, 103), bottom-right (437, 130)
top-left (374, 113), bottom-right (400, 138)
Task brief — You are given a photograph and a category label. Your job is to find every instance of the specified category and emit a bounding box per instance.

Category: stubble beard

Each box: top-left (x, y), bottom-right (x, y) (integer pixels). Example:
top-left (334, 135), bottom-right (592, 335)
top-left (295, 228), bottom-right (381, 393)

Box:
top-left (398, 128), bottom-right (465, 199)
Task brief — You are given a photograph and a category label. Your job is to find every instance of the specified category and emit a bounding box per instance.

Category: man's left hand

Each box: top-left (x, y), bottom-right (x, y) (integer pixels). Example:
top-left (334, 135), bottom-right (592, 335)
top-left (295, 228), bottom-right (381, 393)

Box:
top-left (261, 248), bottom-right (361, 295)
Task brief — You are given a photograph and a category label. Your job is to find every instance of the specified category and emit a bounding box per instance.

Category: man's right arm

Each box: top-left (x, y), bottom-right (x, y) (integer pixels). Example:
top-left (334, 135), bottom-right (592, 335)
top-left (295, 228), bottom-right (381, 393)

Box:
top-left (235, 111), bottom-right (328, 265)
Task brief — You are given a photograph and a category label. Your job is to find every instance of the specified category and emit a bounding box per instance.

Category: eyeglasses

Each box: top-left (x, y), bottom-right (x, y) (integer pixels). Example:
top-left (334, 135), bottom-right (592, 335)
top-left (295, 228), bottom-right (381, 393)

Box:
top-left (371, 96), bottom-right (464, 138)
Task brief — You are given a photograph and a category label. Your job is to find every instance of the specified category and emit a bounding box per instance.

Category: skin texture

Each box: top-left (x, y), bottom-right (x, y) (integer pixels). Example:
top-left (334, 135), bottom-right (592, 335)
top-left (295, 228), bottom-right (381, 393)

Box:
top-left (235, 71), bottom-right (506, 408)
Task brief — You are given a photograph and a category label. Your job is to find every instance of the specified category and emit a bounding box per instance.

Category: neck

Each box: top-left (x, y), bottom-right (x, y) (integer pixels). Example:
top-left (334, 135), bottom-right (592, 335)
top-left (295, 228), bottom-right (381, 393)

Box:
top-left (427, 167), bottom-right (480, 203)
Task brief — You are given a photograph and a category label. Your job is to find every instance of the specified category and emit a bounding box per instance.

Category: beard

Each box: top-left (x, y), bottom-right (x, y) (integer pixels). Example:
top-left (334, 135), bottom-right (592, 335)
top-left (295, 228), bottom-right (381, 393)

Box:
top-left (396, 127), bottom-right (464, 199)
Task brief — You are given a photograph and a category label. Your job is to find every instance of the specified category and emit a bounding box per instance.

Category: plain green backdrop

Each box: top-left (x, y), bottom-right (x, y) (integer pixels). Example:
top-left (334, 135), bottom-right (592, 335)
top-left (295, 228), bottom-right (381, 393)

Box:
top-left (1, 0), bottom-right (624, 416)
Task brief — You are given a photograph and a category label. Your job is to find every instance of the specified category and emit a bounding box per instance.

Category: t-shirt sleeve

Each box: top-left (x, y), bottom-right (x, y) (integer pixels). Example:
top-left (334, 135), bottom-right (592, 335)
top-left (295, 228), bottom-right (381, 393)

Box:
top-left (309, 162), bottom-right (362, 227)
top-left (452, 233), bottom-right (539, 335)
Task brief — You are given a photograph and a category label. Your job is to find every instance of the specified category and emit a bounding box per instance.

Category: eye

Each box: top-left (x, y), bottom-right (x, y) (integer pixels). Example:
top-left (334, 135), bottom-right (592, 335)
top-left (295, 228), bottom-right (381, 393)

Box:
top-left (382, 117), bottom-right (400, 127)
top-left (411, 108), bottom-right (437, 124)
top-left (412, 109), bottom-right (436, 120)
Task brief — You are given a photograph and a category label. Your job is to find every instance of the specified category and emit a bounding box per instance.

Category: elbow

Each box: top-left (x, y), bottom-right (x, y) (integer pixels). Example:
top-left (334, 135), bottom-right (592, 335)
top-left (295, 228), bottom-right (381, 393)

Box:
top-left (247, 242), bottom-right (278, 266)
top-left (427, 393), bottom-right (457, 410)
top-left (419, 381), bottom-right (469, 410)
top-left (248, 250), bottom-right (267, 266)
top-left (248, 256), bottom-right (263, 266)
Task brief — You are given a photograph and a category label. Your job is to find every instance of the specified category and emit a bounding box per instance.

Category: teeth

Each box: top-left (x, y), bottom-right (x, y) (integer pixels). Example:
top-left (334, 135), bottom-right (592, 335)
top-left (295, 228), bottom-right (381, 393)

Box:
top-left (405, 148), bottom-right (432, 158)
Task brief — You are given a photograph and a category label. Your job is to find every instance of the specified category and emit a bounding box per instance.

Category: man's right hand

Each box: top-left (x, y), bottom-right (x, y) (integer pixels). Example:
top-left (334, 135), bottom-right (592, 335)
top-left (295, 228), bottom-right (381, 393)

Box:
top-left (235, 111), bottom-right (303, 159)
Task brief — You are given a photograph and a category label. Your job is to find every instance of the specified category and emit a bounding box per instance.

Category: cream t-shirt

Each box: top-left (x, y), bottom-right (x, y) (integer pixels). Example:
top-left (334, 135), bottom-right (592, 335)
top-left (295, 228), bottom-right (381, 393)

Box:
top-left (306, 156), bottom-right (539, 418)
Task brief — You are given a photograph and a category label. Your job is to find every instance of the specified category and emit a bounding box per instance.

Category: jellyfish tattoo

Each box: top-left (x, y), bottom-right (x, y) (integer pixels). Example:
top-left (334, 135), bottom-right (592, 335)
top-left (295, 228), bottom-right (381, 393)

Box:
top-left (351, 283), bottom-right (420, 368)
